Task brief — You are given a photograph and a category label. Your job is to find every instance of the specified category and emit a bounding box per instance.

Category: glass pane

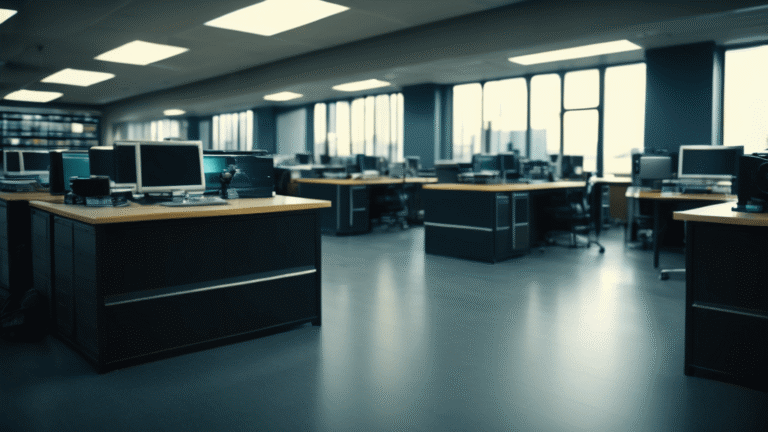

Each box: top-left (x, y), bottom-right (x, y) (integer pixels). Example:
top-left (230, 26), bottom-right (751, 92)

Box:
top-left (564, 69), bottom-right (599, 109)
top-left (397, 93), bottom-right (404, 162)
top-left (350, 98), bottom-right (365, 155)
top-left (604, 63), bottom-right (646, 174)
top-left (336, 101), bottom-right (351, 157)
top-left (530, 74), bottom-right (561, 160)
top-left (724, 45), bottom-right (768, 154)
top-left (375, 94), bottom-right (390, 158)
top-left (246, 110), bottom-right (254, 150)
top-left (453, 83), bottom-right (482, 162)
top-left (483, 78), bottom-right (527, 156)
top-left (314, 103), bottom-right (327, 157)
top-left (564, 109), bottom-right (598, 173)
top-left (365, 95), bottom-right (375, 155)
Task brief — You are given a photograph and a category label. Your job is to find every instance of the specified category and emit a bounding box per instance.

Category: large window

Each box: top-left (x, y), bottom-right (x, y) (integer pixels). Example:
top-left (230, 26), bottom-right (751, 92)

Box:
top-left (530, 74), bottom-right (561, 161)
top-left (483, 78), bottom-right (528, 156)
top-left (314, 92), bottom-right (403, 161)
top-left (725, 45), bottom-right (768, 154)
top-left (453, 83), bottom-right (483, 161)
top-left (563, 69), bottom-right (599, 172)
top-left (603, 63), bottom-right (646, 174)
top-left (113, 119), bottom-right (188, 142)
top-left (212, 110), bottom-right (253, 151)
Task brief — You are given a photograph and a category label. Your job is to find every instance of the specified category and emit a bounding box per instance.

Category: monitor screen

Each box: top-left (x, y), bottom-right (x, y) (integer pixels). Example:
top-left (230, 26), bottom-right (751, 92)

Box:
top-left (62, 152), bottom-right (90, 191)
top-left (638, 156), bottom-right (673, 180)
top-left (136, 141), bottom-right (205, 193)
top-left (296, 153), bottom-right (311, 164)
top-left (203, 155), bottom-right (229, 192)
top-left (406, 156), bottom-right (421, 171)
top-left (22, 151), bottom-right (50, 172)
top-left (114, 144), bottom-right (137, 185)
top-left (472, 154), bottom-right (499, 172)
top-left (89, 146), bottom-right (115, 178)
top-left (356, 154), bottom-right (378, 172)
top-left (678, 145), bottom-right (743, 179)
top-left (4, 151), bottom-right (21, 173)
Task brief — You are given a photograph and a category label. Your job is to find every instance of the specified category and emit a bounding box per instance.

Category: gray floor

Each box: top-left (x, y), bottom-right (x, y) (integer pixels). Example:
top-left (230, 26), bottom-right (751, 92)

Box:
top-left (1, 227), bottom-right (766, 431)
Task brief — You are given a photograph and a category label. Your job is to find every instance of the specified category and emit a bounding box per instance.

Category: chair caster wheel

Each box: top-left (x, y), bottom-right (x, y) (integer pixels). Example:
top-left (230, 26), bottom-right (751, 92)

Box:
top-left (599, 247), bottom-right (605, 253)
top-left (660, 273), bottom-right (669, 280)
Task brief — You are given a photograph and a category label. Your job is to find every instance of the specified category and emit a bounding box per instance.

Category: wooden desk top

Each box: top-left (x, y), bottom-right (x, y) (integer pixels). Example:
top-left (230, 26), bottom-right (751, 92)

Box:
top-left (422, 181), bottom-right (585, 192)
top-left (625, 189), bottom-right (736, 202)
top-left (674, 202), bottom-right (768, 227)
top-left (29, 195), bottom-right (331, 225)
top-left (0, 191), bottom-right (66, 203)
top-left (293, 177), bottom-right (437, 186)
top-left (593, 176), bottom-right (632, 185)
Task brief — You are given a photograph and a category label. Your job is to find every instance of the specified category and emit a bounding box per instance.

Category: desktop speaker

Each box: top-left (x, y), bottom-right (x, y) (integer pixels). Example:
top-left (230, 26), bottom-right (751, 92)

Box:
top-left (70, 176), bottom-right (110, 197)
top-left (48, 151), bottom-right (66, 195)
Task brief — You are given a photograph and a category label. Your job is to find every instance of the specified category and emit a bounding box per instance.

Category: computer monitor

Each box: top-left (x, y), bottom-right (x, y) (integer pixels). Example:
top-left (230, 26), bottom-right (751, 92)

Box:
top-left (98, 143), bottom-right (138, 189)
top-left (296, 153), bottom-right (311, 164)
top-left (89, 146), bottom-right (115, 179)
top-left (61, 152), bottom-right (90, 192)
top-left (320, 155), bottom-right (332, 165)
top-left (435, 162), bottom-right (460, 183)
top-left (356, 154), bottom-right (378, 172)
top-left (560, 155), bottom-right (584, 179)
top-left (638, 156), bottom-right (673, 180)
top-left (3, 150), bottom-right (22, 175)
top-left (134, 141), bottom-right (205, 195)
top-left (203, 154), bottom-right (274, 197)
top-left (677, 145), bottom-right (744, 180)
top-left (406, 156), bottom-right (421, 172)
top-left (472, 154), bottom-right (500, 172)
top-left (499, 153), bottom-right (520, 178)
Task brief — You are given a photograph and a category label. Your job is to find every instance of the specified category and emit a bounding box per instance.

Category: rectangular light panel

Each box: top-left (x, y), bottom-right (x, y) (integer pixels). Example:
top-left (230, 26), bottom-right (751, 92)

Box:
top-left (95, 40), bottom-right (189, 66)
top-left (509, 40), bottom-right (642, 65)
top-left (264, 91), bottom-right (303, 101)
top-left (0, 8), bottom-right (17, 25)
top-left (4, 89), bottom-right (63, 103)
top-left (42, 68), bottom-right (115, 87)
top-left (205, 0), bottom-right (349, 36)
top-left (164, 109), bottom-right (186, 116)
top-left (332, 79), bottom-right (391, 92)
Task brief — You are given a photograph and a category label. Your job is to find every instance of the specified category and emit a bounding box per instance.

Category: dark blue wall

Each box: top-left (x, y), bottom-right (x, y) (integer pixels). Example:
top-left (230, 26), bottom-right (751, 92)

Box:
top-left (403, 84), bottom-right (438, 168)
top-left (644, 42), bottom-right (718, 153)
top-left (255, 107), bottom-right (277, 154)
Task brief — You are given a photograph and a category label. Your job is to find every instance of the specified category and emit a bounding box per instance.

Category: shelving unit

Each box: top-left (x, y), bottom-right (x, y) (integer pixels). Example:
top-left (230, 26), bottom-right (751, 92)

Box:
top-left (0, 106), bottom-right (101, 150)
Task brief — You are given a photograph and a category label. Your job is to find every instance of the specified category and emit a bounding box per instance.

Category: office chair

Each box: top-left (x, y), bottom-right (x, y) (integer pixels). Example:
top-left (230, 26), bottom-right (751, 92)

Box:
top-left (370, 184), bottom-right (409, 230)
top-left (546, 176), bottom-right (605, 253)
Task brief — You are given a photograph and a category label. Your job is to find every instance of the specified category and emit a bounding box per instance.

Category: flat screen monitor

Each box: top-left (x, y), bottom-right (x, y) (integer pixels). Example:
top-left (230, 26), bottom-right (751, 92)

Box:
top-left (114, 144), bottom-right (137, 186)
top-left (678, 145), bottom-right (744, 180)
top-left (22, 151), bottom-right (50, 175)
top-left (134, 141), bottom-right (205, 194)
top-left (435, 162), bottom-right (460, 183)
top-left (296, 153), bottom-right (311, 164)
top-left (61, 152), bottom-right (90, 191)
top-left (638, 156), bottom-right (673, 180)
top-left (406, 156), bottom-right (421, 172)
top-left (3, 150), bottom-right (21, 174)
top-left (356, 154), bottom-right (378, 172)
top-left (89, 146), bottom-right (115, 179)
top-left (561, 155), bottom-right (584, 178)
top-left (203, 154), bottom-right (274, 197)
top-left (472, 154), bottom-right (499, 172)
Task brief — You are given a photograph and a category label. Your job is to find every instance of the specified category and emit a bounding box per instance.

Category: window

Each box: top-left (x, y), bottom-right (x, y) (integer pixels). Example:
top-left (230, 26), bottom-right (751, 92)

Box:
top-left (483, 78), bottom-right (528, 156)
top-left (113, 119), bottom-right (188, 142)
top-left (453, 83), bottom-right (482, 161)
top-left (724, 45), bottom-right (768, 154)
top-left (563, 69), bottom-right (599, 172)
top-left (313, 92), bottom-right (403, 161)
top-left (530, 74), bottom-right (561, 160)
top-left (212, 110), bottom-right (253, 151)
top-left (603, 63), bottom-right (646, 174)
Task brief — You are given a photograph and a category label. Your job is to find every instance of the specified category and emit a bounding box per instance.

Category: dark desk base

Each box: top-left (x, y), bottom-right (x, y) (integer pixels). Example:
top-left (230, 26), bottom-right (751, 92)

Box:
top-left (31, 208), bottom-right (322, 373)
top-left (0, 200), bottom-right (34, 299)
top-left (685, 221), bottom-right (767, 392)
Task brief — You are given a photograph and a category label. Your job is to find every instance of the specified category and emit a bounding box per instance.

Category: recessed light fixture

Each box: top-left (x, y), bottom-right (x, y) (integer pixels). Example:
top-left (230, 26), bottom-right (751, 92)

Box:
top-left (95, 40), bottom-right (189, 66)
top-left (4, 89), bottom-right (63, 103)
top-left (508, 40), bottom-right (642, 65)
top-left (332, 79), bottom-right (391, 92)
top-left (205, 0), bottom-right (349, 36)
top-left (264, 91), bottom-right (303, 101)
top-left (41, 68), bottom-right (115, 87)
top-left (0, 8), bottom-right (17, 26)
top-left (164, 109), bottom-right (186, 116)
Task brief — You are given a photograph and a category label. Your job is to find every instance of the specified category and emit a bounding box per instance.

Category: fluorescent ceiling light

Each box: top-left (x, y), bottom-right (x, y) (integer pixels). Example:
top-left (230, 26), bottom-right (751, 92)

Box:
top-left (95, 40), bottom-right (189, 66)
top-left (332, 79), bottom-right (391, 92)
top-left (164, 109), bottom-right (186, 116)
top-left (264, 91), bottom-right (303, 101)
top-left (0, 8), bottom-right (17, 25)
top-left (41, 68), bottom-right (115, 87)
top-left (4, 89), bottom-right (63, 103)
top-left (205, 0), bottom-right (349, 36)
top-left (508, 40), bottom-right (642, 65)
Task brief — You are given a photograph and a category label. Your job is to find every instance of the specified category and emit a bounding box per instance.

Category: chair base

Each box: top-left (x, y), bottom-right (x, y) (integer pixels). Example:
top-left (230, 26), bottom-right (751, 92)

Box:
top-left (660, 268), bottom-right (685, 280)
top-left (547, 231), bottom-right (605, 253)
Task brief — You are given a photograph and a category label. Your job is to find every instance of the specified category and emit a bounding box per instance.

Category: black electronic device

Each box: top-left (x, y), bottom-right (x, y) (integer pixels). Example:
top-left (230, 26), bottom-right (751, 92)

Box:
top-left (90, 145), bottom-right (137, 189)
top-left (406, 156), bottom-right (421, 176)
top-left (499, 152), bottom-right (520, 180)
top-left (560, 155), bottom-right (584, 179)
top-left (204, 154), bottom-right (274, 198)
top-left (50, 150), bottom-right (90, 194)
top-left (435, 162), bottom-right (460, 183)
top-left (678, 145), bottom-right (743, 180)
top-left (296, 153), bottom-right (311, 164)
top-left (356, 154), bottom-right (378, 173)
top-left (320, 155), bottom-right (332, 164)
top-left (89, 146), bottom-right (115, 179)
top-left (48, 150), bottom-right (66, 195)
top-left (735, 153), bottom-right (768, 213)
top-left (70, 176), bottom-right (110, 197)
top-left (472, 154), bottom-right (500, 173)
top-left (203, 149), bottom-right (268, 156)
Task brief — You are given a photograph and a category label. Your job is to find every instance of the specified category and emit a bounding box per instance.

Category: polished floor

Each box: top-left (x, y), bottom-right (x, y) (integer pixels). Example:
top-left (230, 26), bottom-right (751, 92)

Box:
top-left (1, 227), bottom-right (766, 431)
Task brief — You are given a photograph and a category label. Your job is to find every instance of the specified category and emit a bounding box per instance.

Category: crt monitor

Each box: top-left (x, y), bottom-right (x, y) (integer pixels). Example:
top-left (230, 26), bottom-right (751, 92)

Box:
top-left (356, 154), bottom-right (378, 172)
top-left (102, 143), bottom-right (139, 189)
top-left (678, 145), bottom-right (744, 180)
top-left (22, 150), bottom-right (51, 175)
top-left (134, 141), bottom-right (205, 194)
top-left (89, 146), bottom-right (115, 179)
top-left (61, 152), bottom-right (90, 191)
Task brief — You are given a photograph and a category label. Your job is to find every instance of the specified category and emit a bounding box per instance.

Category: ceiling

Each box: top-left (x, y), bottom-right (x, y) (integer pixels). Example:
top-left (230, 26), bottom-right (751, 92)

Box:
top-left (3, 0), bottom-right (768, 122)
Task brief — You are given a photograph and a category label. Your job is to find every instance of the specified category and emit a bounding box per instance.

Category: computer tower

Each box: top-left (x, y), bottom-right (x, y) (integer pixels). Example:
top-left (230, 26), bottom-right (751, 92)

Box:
top-left (48, 150), bottom-right (66, 195)
top-left (736, 153), bottom-right (768, 210)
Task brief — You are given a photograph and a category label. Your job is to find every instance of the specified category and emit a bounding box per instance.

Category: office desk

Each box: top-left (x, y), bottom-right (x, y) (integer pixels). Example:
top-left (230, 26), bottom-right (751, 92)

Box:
top-left (0, 192), bottom-right (65, 299)
top-left (592, 177), bottom-right (632, 235)
top-left (422, 181), bottom-right (585, 263)
top-left (674, 203), bottom-right (768, 391)
top-left (294, 177), bottom-right (437, 234)
top-left (625, 189), bottom-right (735, 267)
top-left (29, 196), bottom-right (330, 372)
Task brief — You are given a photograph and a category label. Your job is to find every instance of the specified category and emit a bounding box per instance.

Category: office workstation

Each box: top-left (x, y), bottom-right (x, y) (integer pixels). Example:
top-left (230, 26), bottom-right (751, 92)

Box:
top-left (3, 1), bottom-right (768, 431)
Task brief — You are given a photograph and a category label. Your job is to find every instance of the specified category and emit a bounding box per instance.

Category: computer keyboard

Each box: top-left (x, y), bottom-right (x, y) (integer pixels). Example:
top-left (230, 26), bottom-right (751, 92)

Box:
top-left (159, 196), bottom-right (228, 207)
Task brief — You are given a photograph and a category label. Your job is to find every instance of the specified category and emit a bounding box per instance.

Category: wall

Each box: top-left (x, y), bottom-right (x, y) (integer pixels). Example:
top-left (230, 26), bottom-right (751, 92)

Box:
top-left (403, 84), bottom-right (439, 168)
top-left (276, 108), bottom-right (307, 155)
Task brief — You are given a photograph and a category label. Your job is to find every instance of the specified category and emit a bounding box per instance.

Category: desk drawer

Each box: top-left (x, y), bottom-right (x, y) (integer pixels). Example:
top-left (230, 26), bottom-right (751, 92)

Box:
top-left (103, 271), bottom-right (318, 364)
